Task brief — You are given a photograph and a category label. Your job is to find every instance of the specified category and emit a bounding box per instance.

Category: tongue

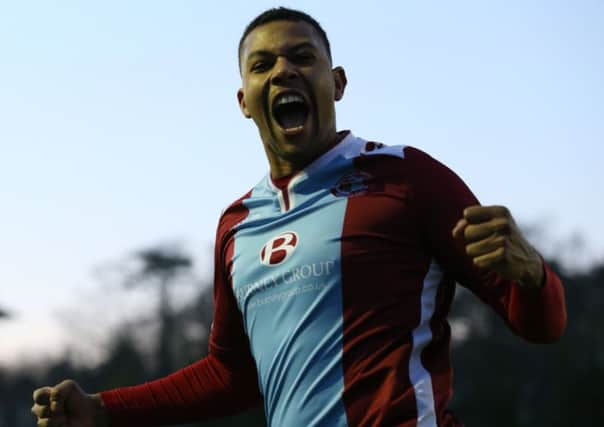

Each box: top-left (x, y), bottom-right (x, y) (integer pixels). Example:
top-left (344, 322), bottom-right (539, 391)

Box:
top-left (281, 109), bottom-right (306, 129)
top-left (275, 104), bottom-right (308, 130)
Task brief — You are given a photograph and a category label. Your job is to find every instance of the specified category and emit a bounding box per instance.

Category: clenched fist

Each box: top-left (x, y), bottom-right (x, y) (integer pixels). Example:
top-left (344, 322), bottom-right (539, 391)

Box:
top-left (452, 205), bottom-right (544, 288)
top-left (32, 379), bottom-right (109, 427)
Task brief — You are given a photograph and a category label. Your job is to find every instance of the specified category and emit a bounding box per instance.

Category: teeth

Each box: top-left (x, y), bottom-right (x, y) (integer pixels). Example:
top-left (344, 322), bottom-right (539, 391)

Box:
top-left (275, 94), bottom-right (305, 106)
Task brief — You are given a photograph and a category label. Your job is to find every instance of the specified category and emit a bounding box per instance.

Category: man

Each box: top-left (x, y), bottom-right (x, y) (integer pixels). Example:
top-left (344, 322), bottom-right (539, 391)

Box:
top-left (32, 7), bottom-right (566, 427)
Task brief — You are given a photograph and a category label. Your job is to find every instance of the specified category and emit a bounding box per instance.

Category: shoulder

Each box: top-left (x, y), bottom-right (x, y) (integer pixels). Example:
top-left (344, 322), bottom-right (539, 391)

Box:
top-left (345, 132), bottom-right (439, 163)
top-left (217, 172), bottom-right (272, 225)
top-left (349, 133), bottom-right (451, 175)
top-left (216, 189), bottom-right (254, 240)
top-left (350, 136), bottom-right (473, 208)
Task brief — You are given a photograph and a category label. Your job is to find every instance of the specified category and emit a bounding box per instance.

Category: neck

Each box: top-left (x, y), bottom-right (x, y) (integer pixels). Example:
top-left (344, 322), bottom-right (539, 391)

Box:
top-left (268, 130), bottom-right (348, 179)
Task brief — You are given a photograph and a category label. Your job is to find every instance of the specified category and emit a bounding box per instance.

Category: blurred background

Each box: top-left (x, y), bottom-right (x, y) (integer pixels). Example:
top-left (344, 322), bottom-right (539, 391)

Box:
top-left (1, 1), bottom-right (602, 426)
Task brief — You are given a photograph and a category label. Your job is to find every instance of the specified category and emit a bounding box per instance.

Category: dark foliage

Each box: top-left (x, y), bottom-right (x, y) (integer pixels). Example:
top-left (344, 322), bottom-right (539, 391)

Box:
top-left (450, 261), bottom-right (604, 426)
top-left (1, 259), bottom-right (601, 426)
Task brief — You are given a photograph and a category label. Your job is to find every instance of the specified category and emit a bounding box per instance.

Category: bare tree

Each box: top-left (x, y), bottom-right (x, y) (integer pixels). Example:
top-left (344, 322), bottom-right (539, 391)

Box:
top-left (122, 245), bottom-right (194, 376)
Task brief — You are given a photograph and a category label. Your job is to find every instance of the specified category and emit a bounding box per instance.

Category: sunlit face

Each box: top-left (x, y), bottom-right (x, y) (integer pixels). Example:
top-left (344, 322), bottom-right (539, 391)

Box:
top-left (237, 20), bottom-right (346, 177)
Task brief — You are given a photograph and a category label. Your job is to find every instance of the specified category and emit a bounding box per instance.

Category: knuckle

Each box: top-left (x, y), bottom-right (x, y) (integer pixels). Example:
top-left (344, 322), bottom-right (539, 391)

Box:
top-left (465, 225), bottom-right (481, 240)
top-left (463, 224), bottom-right (472, 237)
top-left (492, 205), bottom-right (509, 217)
top-left (467, 241), bottom-right (484, 256)
top-left (33, 387), bottom-right (49, 403)
top-left (495, 217), bottom-right (509, 227)
top-left (32, 404), bottom-right (44, 417)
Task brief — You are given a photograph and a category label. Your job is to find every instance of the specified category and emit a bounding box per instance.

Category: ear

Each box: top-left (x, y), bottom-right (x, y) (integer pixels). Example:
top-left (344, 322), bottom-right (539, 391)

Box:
top-left (332, 66), bottom-right (347, 101)
top-left (237, 88), bottom-right (252, 118)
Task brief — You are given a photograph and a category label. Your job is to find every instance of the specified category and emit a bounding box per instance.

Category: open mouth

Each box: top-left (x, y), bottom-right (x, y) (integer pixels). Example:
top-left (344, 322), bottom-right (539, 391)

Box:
top-left (271, 92), bottom-right (310, 134)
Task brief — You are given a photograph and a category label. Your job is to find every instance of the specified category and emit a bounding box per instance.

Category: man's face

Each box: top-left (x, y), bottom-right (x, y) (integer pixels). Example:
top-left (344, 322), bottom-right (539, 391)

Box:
top-left (238, 20), bottom-right (346, 173)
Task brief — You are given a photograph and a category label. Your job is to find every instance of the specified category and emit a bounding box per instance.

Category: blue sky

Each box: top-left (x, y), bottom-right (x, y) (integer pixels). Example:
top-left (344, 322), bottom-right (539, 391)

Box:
top-left (1, 1), bottom-right (602, 365)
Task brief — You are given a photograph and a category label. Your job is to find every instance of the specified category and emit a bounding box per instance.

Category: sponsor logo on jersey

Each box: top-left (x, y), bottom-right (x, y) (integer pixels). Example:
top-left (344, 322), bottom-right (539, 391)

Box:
top-left (260, 231), bottom-right (298, 266)
top-left (331, 171), bottom-right (373, 197)
top-left (234, 260), bottom-right (336, 305)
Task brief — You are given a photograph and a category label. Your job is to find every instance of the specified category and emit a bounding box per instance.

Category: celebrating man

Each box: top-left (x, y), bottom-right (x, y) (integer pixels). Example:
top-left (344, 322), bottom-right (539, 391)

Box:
top-left (32, 8), bottom-right (566, 427)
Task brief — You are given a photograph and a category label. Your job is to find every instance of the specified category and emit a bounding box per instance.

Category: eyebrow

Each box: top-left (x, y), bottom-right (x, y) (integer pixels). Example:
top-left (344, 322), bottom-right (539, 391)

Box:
top-left (246, 42), bottom-right (318, 62)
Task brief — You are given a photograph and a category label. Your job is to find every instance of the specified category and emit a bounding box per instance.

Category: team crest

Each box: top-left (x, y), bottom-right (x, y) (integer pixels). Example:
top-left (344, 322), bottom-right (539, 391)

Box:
top-left (331, 172), bottom-right (373, 197)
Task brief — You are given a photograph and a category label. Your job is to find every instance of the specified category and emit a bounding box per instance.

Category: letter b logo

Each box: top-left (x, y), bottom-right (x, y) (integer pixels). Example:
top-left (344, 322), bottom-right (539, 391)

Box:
top-left (260, 231), bottom-right (298, 266)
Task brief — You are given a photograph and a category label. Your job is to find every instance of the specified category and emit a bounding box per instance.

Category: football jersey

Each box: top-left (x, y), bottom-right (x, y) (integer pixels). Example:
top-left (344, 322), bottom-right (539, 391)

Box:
top-left (101, 132), bottom-right (566, 427)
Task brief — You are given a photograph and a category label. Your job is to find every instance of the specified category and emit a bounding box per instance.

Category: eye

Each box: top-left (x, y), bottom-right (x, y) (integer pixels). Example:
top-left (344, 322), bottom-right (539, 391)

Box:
top-left (292, 52), bottom-right (315, 64)
top-left (251, 59), bottom-right (272, 73)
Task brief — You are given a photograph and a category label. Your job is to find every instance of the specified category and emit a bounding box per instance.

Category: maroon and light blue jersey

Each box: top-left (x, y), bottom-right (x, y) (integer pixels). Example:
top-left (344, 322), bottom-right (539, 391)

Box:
top-left (101, 132), bottom-right (566, 427)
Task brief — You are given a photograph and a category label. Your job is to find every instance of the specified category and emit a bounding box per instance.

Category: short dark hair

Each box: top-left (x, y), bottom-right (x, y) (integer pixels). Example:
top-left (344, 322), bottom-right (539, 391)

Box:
top-left (238, 7), bottom-right (332, 70)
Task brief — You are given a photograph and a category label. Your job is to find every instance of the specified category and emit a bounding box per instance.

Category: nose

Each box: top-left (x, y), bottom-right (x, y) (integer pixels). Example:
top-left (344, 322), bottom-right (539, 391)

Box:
top-left (271, 56), bottom-right (298, 86)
